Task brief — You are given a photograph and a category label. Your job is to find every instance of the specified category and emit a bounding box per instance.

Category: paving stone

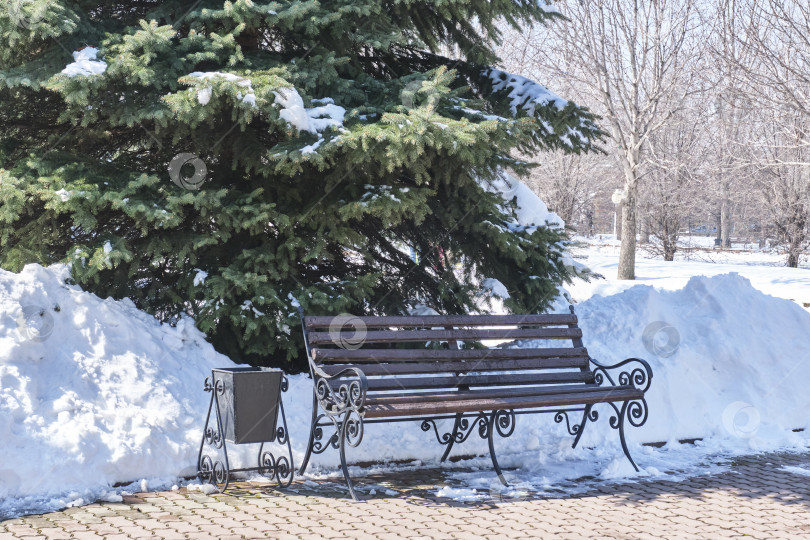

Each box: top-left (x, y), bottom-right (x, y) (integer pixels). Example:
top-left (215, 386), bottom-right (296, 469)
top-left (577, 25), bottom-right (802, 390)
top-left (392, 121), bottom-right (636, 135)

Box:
top-left (5, 452), bottom-right (810, 539)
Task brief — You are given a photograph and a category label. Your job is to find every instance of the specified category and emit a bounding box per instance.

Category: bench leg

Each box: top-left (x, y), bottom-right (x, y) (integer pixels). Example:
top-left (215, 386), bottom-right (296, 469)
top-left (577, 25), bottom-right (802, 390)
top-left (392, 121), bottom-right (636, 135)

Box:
top-left (440, 413), bottom-right (463, 463)
top-left (298, 391), bottom-right (320, 475)
top-left (571, 405), bottom-right (595, 449)
top-left (487, 410), bottom-right (515, 486)
top-left (617, 401), bottom-right (640, 472)
top-left (339, 414), bottom-right (363, 501)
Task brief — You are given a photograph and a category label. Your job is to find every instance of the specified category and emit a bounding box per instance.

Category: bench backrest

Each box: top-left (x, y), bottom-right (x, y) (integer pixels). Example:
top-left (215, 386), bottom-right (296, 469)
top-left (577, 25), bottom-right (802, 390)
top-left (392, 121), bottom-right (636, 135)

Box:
top-left (301, 310), bottom-right (596, 392)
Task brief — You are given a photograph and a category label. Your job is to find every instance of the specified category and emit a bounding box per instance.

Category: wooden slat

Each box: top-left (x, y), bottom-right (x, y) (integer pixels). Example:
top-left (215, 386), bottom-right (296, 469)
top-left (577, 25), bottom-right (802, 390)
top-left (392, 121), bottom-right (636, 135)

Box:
top-left (304, 314), bottom-right (577, 329)
top-left (363, 372), bottom-right (594, 391)
top-left (366, 383), bottom-right (613, 404)
top-left (308, 327), bottom-right (582, 345)
top-left (319, 356), bottom-right (589, 377)
top-left (312, 347), bottom-right (588, 363)
top-left (363, 388), bottom-right (643, 418)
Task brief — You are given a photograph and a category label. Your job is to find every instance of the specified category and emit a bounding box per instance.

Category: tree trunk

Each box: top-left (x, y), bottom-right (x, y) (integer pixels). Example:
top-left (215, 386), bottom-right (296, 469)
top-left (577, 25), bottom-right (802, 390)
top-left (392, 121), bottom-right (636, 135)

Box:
top-left (721, 199), bottom-right (732, 248)
top-left (639, 216), bottom-right (650, 244)
top-left (715, 212), bottom-right (722, 241)
top-left (615, 201), bottom-right (623, 241)
top-left (787, 250), bottom-right (799, 268)
top-left (617, 185), bottom-right (637, 280)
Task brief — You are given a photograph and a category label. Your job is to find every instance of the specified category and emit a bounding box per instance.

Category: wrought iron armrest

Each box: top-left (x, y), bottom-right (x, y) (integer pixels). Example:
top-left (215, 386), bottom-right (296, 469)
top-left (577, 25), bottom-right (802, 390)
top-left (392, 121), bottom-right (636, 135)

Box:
top-left (589, 357), bottom-right (653, 394)
top-left (312, 365), bottom-right (369, 417)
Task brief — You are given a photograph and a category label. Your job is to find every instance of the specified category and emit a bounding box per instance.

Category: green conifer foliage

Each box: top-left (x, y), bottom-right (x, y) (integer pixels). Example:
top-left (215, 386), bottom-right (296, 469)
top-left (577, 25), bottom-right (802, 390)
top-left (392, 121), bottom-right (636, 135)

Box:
top-left (0, 0), bottom-right (601, 370)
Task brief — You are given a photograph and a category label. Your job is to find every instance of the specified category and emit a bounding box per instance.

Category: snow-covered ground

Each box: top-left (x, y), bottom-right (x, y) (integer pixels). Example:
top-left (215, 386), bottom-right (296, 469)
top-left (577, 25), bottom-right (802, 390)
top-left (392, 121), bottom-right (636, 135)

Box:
top-left (2, 234), bottom-right (810, 514)
top-left (571, 235), bottom-right (810, 308)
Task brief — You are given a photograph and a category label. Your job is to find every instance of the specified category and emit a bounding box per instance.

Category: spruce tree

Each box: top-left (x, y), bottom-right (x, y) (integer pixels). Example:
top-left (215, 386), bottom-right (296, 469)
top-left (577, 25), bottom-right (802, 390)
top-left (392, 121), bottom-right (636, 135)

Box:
top-left (0, 0), bottom-right (601, 371)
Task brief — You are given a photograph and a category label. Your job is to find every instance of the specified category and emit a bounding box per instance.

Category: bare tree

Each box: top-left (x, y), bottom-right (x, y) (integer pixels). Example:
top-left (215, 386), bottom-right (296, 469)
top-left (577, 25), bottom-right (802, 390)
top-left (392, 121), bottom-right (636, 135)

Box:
top-left (540, 0), bottom-right (702, 279)
top-left (524, 151), bottom-right (617, 231)
top-left (750, 114), bottom-right (810, 267)
top-left (733, 0), bottom-right (810, 266)
top-left (496, 0), bottom-right (809, 267)
top-left (643, 92), bottom-right (710, 260)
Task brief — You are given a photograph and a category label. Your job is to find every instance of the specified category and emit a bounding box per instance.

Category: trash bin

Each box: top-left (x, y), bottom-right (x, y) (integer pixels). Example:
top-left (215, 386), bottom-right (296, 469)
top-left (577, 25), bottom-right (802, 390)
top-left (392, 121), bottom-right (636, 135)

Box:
top-left (212, 367), bottom-right (283, 444)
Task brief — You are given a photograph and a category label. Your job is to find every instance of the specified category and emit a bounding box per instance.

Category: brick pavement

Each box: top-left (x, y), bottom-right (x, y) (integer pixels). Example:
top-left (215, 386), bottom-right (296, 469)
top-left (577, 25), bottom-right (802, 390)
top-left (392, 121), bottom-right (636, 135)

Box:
top-left (3, 451), bottom-right (810, 539)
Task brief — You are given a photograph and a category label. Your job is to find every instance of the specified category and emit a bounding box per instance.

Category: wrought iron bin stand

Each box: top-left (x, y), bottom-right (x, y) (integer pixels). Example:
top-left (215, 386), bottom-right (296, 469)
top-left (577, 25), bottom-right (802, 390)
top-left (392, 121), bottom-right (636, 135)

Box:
top-left (197, 367), bottom-right (294, 491)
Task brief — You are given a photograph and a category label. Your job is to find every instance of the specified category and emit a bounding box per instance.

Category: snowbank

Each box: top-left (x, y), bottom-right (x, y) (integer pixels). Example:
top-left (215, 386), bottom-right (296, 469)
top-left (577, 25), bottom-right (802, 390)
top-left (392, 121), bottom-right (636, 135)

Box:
top-left (0, 264), bottom-right (238, 517)
top-left (571, 272), bottom-right (810, 447)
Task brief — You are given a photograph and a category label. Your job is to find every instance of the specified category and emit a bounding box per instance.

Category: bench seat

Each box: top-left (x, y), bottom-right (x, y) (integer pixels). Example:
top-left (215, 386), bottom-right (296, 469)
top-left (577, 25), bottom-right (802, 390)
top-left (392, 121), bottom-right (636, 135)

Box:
top-left (364, 385), bottom-right (643, 418)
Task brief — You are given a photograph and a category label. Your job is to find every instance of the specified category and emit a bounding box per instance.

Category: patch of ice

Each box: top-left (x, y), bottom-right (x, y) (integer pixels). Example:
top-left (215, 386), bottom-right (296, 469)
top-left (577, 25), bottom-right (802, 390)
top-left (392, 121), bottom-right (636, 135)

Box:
top-left (434, 486), bottom-right (487, 502)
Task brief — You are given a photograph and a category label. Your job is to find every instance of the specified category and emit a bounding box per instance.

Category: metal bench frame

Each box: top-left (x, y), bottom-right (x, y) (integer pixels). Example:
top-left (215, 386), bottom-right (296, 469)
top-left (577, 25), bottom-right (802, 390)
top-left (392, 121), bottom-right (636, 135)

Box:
top-left (296, 306), bottom-right (653, 500)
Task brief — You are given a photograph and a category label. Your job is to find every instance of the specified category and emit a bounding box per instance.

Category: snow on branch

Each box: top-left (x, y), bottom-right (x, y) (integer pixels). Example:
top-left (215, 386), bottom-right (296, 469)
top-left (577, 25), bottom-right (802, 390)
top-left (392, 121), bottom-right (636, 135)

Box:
top-left (61, 47), bottom-right (107, 77)
top-left (187, 72), bottom-right (257, 107)
top-left (479, 171), bottom-right (565, 233)
top-left (484, 67), bottom-right (568, 115)
top-left (272, 89), bottom-right (345, 134)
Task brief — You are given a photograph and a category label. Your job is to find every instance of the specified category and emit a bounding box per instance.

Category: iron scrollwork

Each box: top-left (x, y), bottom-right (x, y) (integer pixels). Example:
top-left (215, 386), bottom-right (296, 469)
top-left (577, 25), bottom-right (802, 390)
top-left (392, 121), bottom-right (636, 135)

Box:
top-left (197, 372), bottom-right (294, 491)
top-left (313, 366), bottom-right (368, 417)
top-left (554, 408), bottom-right (599, 436)
top-left (421, 413), bottom-right (493, 446)
top-left (590, 357), bottom-right (653, 471)
top-left (591, 357), bottom-right (652, 429)
top-left (310, 414), bottom-right (341, 454)
top-left (492, 409), bottom-right (516, 438)
top-left (197, 376), bottom-right (230, 490)
top-left (591, 357), bottom-right (653, 394)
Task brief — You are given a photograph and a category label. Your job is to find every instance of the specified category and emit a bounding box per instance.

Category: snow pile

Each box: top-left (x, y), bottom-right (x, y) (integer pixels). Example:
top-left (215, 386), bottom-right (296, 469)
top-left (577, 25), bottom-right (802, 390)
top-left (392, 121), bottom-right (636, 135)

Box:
top-left (272, 90), bottom-right (346, 154)
top-left (0, 264), bottom-right (238, 517)
top-left (485, 67), bottom-right (567, 114)
top-left (483, 67), bottom-right (590, 147)
top-left (187, 72), bottom-right (257, 107)
top-left (61, 47), bottom-right (107, 77)
top-left (569, 272), bottom-right (810, 448)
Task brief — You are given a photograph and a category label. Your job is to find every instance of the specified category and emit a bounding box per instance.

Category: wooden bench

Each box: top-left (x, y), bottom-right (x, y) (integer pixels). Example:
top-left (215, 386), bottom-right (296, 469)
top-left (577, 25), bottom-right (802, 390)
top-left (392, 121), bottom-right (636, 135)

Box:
top-left (296, 307), bottom-right (653, 500)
